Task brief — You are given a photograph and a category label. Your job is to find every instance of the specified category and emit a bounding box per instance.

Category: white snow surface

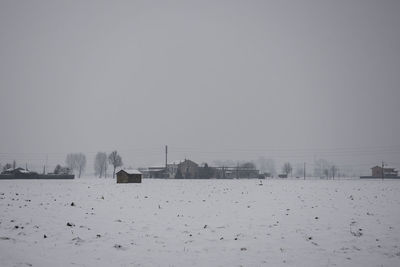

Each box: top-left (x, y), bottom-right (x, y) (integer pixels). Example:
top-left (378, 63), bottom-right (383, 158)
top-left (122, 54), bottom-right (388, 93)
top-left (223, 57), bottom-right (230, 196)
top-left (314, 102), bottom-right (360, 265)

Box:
top-left (0, 178), bottom-right (400, 267)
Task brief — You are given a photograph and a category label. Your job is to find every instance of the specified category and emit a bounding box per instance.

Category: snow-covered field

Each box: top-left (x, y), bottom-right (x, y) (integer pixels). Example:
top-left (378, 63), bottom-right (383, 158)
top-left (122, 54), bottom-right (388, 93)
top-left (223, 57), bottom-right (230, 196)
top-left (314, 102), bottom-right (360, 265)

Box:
top-left (1, 178), bottom-right (400, 267)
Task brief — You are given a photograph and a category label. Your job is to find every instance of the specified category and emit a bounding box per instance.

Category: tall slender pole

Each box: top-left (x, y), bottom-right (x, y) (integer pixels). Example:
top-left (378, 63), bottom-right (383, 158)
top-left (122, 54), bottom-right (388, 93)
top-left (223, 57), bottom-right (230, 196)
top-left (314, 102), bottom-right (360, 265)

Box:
top-left (45, 154), bottom-right (48, 174)
top-left (165, 145), bottom-right (168, 169)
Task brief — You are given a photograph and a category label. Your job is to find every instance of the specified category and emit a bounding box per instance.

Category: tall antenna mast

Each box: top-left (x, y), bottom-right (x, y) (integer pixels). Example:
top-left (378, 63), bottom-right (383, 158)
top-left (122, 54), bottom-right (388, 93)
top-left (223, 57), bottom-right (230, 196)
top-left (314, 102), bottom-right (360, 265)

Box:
top-left (165, 145), bottom-right (168, 169)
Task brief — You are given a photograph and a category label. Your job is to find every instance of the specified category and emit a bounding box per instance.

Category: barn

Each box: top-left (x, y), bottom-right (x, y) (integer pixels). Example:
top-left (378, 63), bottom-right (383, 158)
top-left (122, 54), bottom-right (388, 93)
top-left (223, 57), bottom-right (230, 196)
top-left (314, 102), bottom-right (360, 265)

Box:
top-left (116, 169), bottom-right (142, 183)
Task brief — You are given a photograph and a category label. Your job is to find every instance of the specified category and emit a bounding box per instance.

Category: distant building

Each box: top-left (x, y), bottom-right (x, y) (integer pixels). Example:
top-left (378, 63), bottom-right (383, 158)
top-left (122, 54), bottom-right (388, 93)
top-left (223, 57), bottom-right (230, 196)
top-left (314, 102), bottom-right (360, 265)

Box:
top-left (142, 159), bottom-right (260, 179)
top-left (2, 167), bottom-right (29, 175)
top-left (142, 160), bottom-right (183, 179)
top-left (52, 165), bottom-right (72, 175)
top-left (147, 167), bottom-right (168, 178)
top-left (137, 168), bottom-right (150, 178)
top-left (116, 169), bottom-right (142, 183)
top-left (215, 166), bottom-right (260, 179)
top-left (278, 174), bottom-right (288, 178)
top-left (360, 165), bottom-right (399, 179)
top-left (371, 166), bottom-right (398, 178)
top-left (176, 159), bottom-right (199, 179)
top-left (1, 167), bottom-right (74, 179)
top-left (167, 160), bottom-right (182, 178)
top-left (258, 172), bottom-right (271, 179)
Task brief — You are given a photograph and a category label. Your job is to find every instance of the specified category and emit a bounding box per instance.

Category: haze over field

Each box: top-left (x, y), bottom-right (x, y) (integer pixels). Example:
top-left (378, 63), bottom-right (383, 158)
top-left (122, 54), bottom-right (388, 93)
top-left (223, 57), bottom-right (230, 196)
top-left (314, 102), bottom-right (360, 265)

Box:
top-left (0, 1), bottom-right (399, 172)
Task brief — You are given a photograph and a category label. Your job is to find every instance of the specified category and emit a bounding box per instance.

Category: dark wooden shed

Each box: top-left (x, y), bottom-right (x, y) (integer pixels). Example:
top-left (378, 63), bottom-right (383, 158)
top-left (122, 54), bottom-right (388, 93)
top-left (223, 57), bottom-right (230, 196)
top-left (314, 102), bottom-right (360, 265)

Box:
top-left (116, 169), bottom-right (142, 183)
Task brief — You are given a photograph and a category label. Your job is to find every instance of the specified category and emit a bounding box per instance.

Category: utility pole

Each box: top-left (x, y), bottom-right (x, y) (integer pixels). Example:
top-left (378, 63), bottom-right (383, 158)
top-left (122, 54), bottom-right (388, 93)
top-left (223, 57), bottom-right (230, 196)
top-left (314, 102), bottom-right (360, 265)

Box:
top-left (165, 145), bottom-right (168, 169)
top-left (44, 154), bottom-right (48, 175)
top-left (304, 162), bottom-right (306, 180)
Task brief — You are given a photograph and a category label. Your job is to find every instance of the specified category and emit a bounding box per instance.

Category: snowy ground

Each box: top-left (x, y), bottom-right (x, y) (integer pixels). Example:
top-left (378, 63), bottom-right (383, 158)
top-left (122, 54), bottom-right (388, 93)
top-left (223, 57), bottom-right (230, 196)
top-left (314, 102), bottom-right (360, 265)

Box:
top-left (0, 178), bottom-right (400, 267)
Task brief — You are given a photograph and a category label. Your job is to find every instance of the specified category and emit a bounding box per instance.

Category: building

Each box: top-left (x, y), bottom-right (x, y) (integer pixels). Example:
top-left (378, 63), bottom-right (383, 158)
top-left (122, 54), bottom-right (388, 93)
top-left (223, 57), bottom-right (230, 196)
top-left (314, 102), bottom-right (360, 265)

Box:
top-left (215, 166), bottom-right (260, 179)
top-left (371, 166), bottom-right (398, 178)
top-left (0, 167), bottom-right (74, 180)
top-left (116, 169), bottom-right (142, 183)
top-left (176, 159), bottom-right (199, 179)
top-left (142, 160), bottom-right (183, 179)
top-left (360, 165), bottom-right (399, 179)
top-left (52, 165), bottom-right (72, 175)
top-left (2, 167), bottom-right (31, 175)
top-left (146, 167), bottom-right (167, 178)
top-left (167, 160), bottom-right (182, 178)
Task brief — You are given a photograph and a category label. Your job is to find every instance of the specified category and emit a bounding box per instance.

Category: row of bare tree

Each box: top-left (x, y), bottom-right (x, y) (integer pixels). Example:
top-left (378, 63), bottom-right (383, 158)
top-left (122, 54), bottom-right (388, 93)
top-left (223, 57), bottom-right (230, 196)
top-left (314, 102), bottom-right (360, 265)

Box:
top-left (93, 151), bottom-right (122, 178)
top-left (281, 161), bottom-right (338, 179)
top-left (65, 151), bottom-right (123, 178)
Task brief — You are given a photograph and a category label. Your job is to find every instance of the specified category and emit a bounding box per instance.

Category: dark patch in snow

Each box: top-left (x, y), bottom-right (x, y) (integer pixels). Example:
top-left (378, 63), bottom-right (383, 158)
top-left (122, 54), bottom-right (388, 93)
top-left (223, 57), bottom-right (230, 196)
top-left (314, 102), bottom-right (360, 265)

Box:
top-left (0, 236), bottom-right (14, 241)
top-left (114, 244), bottom-right (127, 250)
top-left (72, 237), bottom-right (84, 245)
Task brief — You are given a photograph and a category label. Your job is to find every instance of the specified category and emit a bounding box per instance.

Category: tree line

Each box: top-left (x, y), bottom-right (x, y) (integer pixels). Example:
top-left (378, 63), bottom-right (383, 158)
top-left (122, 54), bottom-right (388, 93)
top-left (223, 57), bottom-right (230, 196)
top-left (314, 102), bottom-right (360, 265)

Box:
top-left (1, 154), bottom-right (343, 179)
top-left (60, 150), bottom-right (123, 178)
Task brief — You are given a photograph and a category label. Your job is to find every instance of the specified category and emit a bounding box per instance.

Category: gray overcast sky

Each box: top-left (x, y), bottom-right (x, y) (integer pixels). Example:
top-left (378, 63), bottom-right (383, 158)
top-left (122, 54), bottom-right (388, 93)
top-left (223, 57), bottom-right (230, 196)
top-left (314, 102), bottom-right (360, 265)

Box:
top-left (0, 0), bottom-right (399, 172)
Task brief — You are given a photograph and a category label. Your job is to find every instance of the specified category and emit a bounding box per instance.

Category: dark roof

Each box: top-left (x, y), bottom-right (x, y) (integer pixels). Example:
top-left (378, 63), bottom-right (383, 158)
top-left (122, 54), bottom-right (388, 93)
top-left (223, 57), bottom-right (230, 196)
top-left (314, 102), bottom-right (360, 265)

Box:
top-left (117, 169), bottom-right (142, 175)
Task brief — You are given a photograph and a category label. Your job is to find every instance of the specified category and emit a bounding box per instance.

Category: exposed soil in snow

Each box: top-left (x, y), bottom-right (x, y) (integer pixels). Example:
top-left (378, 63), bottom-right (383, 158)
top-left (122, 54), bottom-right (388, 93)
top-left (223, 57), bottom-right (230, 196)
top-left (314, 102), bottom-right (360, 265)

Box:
top-left (1, 178), bottom-right (399, 266)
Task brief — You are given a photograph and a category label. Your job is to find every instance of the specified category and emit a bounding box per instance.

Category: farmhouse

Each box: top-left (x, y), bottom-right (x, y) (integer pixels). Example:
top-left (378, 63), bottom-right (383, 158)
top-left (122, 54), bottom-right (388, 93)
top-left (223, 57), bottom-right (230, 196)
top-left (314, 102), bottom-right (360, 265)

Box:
top-left (360, 165), bottom-right (399, 179)
top-left (116, 169), bottom-right (142, 183)
top-left (176, 159), bottom-right (199, 179)
top-left (371, 166), bottom-right (398, 178)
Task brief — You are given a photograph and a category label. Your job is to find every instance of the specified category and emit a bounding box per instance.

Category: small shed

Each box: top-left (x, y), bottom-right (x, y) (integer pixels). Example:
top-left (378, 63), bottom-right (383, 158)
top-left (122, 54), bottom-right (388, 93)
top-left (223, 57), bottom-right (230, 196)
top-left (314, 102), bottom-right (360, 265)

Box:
top-left (116, 169), bottom-right (142, 183)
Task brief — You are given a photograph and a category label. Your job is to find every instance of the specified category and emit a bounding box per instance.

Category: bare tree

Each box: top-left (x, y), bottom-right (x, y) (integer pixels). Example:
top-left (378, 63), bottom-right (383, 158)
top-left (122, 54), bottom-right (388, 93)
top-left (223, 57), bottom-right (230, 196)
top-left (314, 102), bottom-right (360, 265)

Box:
top-left (330, 165), bottom-right (338, 179)
top-left (104, 157), bottom-right (108, 178)
top-left (313, 158), bottom-right (329, 177)
top-left (265, 158), bottom-right (276, 177)
top-left (282, 162), bottom-right (293, 177)
top-left (66, 154), bottom-right (75, 171)
top-left (323, 168), bottom-right (329, 179)
top-left (108, 151), bottom-right (123, 178)
top-left (66, 153), bottom-right (86, 178)
top-left (3, 163), bottom-right (12, 171)
top-left (54, 164), bottom-right (62, 174)
top-left (77, 154), bottom-right (86, 178)
top-left (94, 152), bottom-right (108, 178)
top-left (295, 164), bottom-right (304, 177)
